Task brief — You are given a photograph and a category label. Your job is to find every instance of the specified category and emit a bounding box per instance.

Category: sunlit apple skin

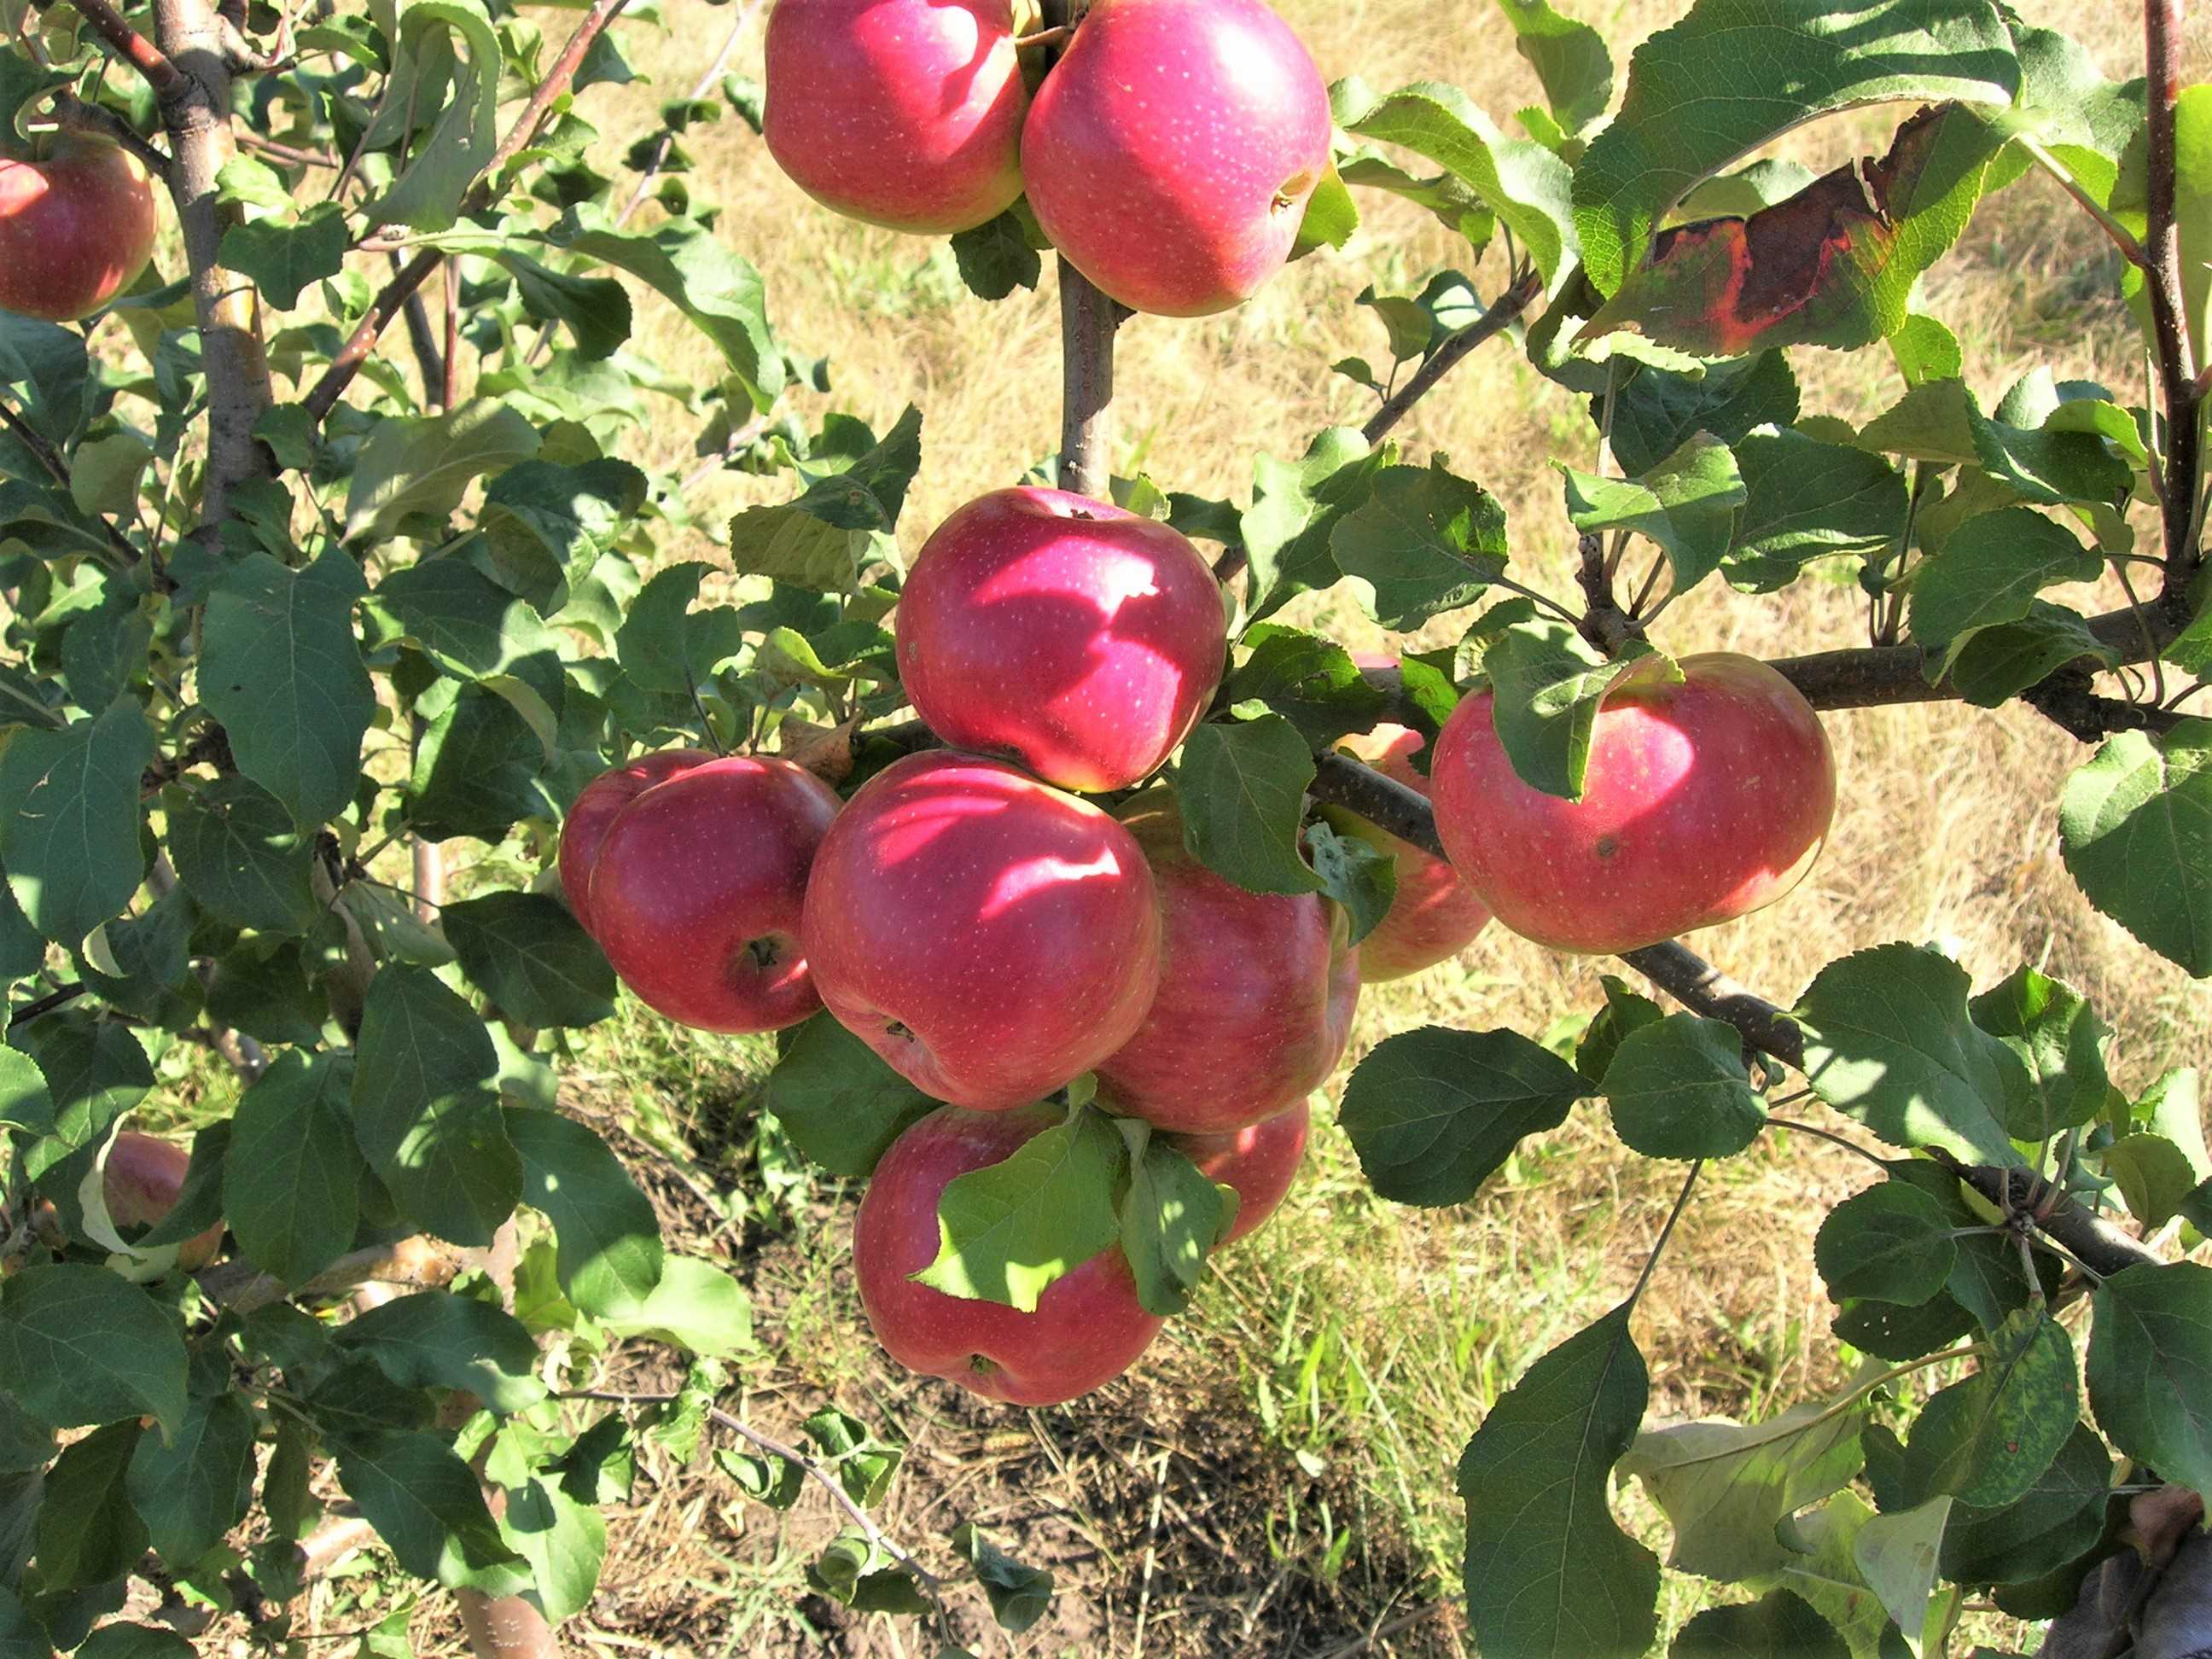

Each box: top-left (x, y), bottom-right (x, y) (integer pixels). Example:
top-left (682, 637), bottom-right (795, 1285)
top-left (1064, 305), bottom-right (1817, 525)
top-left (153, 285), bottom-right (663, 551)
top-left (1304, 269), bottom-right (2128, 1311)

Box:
top-left (762, 0), bottom-right (1027, 235)
top-left (1322, 695), bottom-right (1492, 981)
top-left (1429, 653), bottom-right (1837, 955)
top-left (106, 1132), bottom-right (222, 1270)
top-left (896, 488), bottom-right (1226, 794)
top-left (589, 756), bottom-right (842, 1034)
top-left (1094, 797), bottom-right (1358, 1134)
top-left (558, 748), bottom-right (713, 935)
top-left (800, 752), bottom-right (1163, 1110)
top-left (856, 1106), bottom-right (1164, 1406)
top-left (1021, 0), bottom-right (1331, 316)
top-left (0, 137), bottom-right (160, 323)
top-left (1171, 1097), bottom-right (1308, 1245)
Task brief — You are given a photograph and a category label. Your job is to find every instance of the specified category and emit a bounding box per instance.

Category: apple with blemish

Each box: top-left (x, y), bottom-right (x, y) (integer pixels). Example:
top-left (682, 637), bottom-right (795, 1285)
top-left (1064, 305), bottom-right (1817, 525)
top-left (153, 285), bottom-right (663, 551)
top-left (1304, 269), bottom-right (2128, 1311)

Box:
top-left (1093, 795), bottom-right (1358, 1134)
top-left (0, 135), bottom-right (160, 323)
top-left (801, 751), bottom-right (1163, 1109)
top-left (895, 487), bottom-right (1226, 793)
top-left (855, 1105), bottom-right (1164, 1405)
top-left (1429, 652), bottom-right (1837, 955)
top-left (559, 748), bottom-right (713, 934)
top-left (1171, 1097), bottom-right (1309, 1245)
top-left (763, 0), bottom-right (1028, 235)
top-left (589, 755), bottom-right (841, 1033)
top-left (1020, 0), bottom-right (1332, 316)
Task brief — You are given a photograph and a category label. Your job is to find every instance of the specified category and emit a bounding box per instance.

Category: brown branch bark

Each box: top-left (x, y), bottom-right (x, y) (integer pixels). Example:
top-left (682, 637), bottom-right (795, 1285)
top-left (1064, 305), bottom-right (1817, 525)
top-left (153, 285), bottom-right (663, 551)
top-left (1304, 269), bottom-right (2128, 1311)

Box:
top-left (2145, 0), bottom-right (2206, 584)
top-left (48, 0), bottom-right (186, 98)
top-left (1362, 265), bottom-right (1543, 446)
top-left (1040, 0), bottom-right (1121, 499)
top-left (301, 0), bottom-right (634, 423)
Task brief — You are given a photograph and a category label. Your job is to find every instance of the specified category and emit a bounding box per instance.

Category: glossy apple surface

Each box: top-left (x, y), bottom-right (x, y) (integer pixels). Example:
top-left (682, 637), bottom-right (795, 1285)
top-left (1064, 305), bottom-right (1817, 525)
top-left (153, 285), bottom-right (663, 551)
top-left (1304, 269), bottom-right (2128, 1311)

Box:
top-left (896, 487), bottom-right (1225, 793)
top-left (800, 751), bottom-right (1162, 1110)
top-left (590, 756), bottom-right (841, 1033)
top-left (559, 748), bottom-right (713, 934)
top-left (763, 0), bottom-right (1027, 235)
top-left (1429, 653), bottom-right (1837, 954)
top-left (0, 137), bottom-right (160, 323)
top-left (1323, 681), bottom-right (1492, 980)
top-left (1171, 1097), bottom-right (1308, 1245)
top-left (1021, 0), bottom-right (1331, 316)
top-left (1093, 795), bottom-right (1358, 1133)
top-left (106, 1132), bottom-right (221, 1270)
top-left (856, 1106), bottom-right (1164, 1405)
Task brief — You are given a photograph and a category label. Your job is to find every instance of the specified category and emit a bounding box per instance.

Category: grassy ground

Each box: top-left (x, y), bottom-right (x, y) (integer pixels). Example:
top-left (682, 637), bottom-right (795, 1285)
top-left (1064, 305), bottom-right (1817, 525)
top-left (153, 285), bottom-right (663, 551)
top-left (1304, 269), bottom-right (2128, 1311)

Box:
top-left (184, 0), bottom-right (2212, 1651)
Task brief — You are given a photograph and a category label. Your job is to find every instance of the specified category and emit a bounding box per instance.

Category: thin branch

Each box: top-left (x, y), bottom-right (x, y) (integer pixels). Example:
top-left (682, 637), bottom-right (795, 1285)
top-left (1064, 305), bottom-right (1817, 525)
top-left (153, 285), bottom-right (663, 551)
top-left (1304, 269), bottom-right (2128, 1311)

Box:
top-left (235, 131), bottom-right (335, 168)
top-left (1041, 0), bottom-right (1120, 498)
top-left (2145, 0), bottom-right (2207, 585)
top-left (302, 0), bottom-right (633, 423)
top-left (5, 984), bottom-right (88, 1028)
top-left (1362, 265), bottom-right (1543, 445)
top-left (616, 0), bottom-right (754, 224)
top-left (47, 90), bottom-right (171, 178)
top-left (48, 0), bottom-right (187, 98)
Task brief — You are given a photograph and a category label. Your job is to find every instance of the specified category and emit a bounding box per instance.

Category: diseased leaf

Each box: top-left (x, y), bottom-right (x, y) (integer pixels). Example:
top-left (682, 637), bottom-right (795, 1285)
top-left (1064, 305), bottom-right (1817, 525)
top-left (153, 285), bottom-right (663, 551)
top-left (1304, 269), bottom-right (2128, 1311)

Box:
top-left (1894, 1309), bottom-right (2077, 1509)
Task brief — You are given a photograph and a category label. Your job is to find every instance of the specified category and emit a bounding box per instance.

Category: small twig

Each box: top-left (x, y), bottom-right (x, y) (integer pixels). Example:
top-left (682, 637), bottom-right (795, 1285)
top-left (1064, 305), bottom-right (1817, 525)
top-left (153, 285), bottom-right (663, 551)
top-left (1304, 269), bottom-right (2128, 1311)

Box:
top-left (5, 984), bottom-right (88, 1029)
top-left (233, 130), bottom-right (334, 168)
top-left (1575, 532), bottom-right (1642, 655)
top-left (49, 0), bottom-right (187, 99)
top-left (47, 90), bottom-right (171, 177)
top-left (1764, 1115), bottom-right (1891, 1173)
top-left (1361, 265), bottom-right (1543, 445)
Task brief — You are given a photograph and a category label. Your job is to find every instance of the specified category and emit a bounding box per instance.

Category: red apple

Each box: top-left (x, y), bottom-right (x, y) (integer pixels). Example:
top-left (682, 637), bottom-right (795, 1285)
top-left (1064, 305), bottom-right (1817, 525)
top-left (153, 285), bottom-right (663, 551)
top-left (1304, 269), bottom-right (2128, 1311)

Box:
top-left (855, 1105), bottom-right (1163, 1405)
top-left (105, 1132), bottom-right (221, 1270)
top-left (800, 751), bottom-right (1163, 1109)
top-left (1021, 0), bottom-right (1332, 316)
top-left (559, 748), bottom-right (713, 934)
top-left (1322, 667), bottom-right (1493, 981)
top-left (589, 755), bottom-right (842, 1034)
top-left (0, 136), bottom-right (160, 323)
top-left (763, 0), bottom-right (1027, 235)
top-left (896, 487), bottom-right (1226, 794)
top-left (1429, 653), bottom-right (1837, 954)
top-left (1171, 1097), bottom-right (1308, 1245)
top-left (1093, 795), bottom-right (1358, 1134)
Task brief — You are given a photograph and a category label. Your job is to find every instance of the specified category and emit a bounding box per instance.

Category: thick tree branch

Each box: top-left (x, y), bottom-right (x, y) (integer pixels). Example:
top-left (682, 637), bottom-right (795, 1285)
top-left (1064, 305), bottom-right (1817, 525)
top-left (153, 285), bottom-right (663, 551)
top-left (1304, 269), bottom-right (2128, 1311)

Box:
top-left (1362, 265), bottom-right (1543, 446)
top-left (301, 0), bottom-right (633, 423)
top-left (1040, 0), bottom-right (1121, 498)
top-left (2145, 0), bottom-right (2206, 585)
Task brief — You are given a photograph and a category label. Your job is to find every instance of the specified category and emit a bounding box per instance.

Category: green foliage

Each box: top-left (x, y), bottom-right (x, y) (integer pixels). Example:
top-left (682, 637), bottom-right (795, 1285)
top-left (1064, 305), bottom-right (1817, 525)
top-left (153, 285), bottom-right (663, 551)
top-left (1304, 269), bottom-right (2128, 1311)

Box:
top-left (1338, 1025), bottom-right (1588, 1205)
top-left (914, 1108), bottom-right (1124, 1313)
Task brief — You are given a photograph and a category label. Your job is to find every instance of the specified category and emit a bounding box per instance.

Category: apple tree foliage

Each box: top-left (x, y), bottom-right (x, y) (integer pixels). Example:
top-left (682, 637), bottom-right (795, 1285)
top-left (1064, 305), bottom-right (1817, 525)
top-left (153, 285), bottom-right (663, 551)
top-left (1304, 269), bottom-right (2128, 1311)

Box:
top-left (0, 0), bottom-right (2206, 1651)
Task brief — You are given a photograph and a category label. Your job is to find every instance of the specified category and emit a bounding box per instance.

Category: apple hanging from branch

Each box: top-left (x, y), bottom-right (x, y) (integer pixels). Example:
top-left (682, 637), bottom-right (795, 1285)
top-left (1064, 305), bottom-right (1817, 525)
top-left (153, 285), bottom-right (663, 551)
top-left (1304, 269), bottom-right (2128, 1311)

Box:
top-left (0, 134), bottom-right (160, 323)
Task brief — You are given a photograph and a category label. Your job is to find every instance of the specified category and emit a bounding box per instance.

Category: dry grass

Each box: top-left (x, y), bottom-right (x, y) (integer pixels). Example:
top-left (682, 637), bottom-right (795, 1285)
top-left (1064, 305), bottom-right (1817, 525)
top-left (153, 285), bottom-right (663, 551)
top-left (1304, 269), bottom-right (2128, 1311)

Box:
top-left (346, 1), bottom-right (2212, 1652)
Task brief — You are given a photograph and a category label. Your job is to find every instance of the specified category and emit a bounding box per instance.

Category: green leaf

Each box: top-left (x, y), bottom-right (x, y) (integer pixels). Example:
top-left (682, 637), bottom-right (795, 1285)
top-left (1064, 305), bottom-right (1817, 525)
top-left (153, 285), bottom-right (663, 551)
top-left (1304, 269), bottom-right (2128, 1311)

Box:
top-left (760, 1014), bottom-right (937, 1179)
top-left (1623, 1388), bottom-right (1868, 1583)
top-left (2105, 1133), bottom-right (2203, 1231)
top-left (949, 206), bottom-right (1043, 300)
top-left (1815, 1182), bottom-right (1959, 1307)
top-left (500, 1477), bottom-right (606, 1625)
top-left (225, 1050), bottom-right (362, 1289)
top-left (443, 892), bottom-right (614, 1029)
top-left (1773, 1493), bottom-right (1900, 1659)
top-left (9, 1016), bottom-right (151, 1180)
top-left (1906, 507), bottom-right (2101, 675)
top-left (801, 1409), bottom-right (902, 1509)
top-left (725, 406), bottom-right (923, 593)
top-left (1459, 1304), bottom-right (1657, 1658)
top-left (1672, 1590), bottom-right (1848, 1659)
top-left (1224, 625), bottom-right (1389, 748)
top-left (125, 1392), bottom-right (257, 1568)
top-left (166, 777), bottom-right (318, 933)
top-left (0, 703), bottom-right (150, 947)
top-left (1483, 619), bottom-right (1668, 800)
top-left (1497, 0), bottom-right (1613, 133)
top-left (1576, 975), bottom-right (1666, 1087)
top-left (1336, 79), bottom-right (1579, 286)
top-left (913, 1109), bottom-right (1125, 1313)
top-left (344, 402), bottom-right (543, 546)
top-left (67, 434), bottom-right (154, 521)
top-left (1329, 460), bottom-right (1511, 629)
top-left (218, 204), bottom-right (348, 310)
top-left (0, 1047), bottom-right (48, 1136)
top-left (1796, 943), bottom-right (2032, 1166)
top-left (350, 963), bottom-right (522, 1249)
top-left (1607, 352), bottom-right (1800, 478)
top-left (0, 1586), bottom-right (44, 1659)
top-left (1578, 445), bottom-right (1749, 606)
top-left (1603, 1013), bottom-right (1767, 1159)
top-left (2086, 1261), bottom-right (2212, 1495)
top-left (1239, 427), bottom-right (1383, 620)
top-left (1946, 602), bottom-right (2117, 708)
top-left (1303, 818), bottom-right (1397, 947)
top-left (1895, 1309), bottom-right (2076, 1509)
top-left (1572, 0), bottom-right (2019, 294)
top-left (364, 0), bottom-right (501, 231)
top-left (716, 1446), bottom-right (804, 1510)
top-left (0, 1265), bottom-right (186, 1434)
top-left (1724, 429), bottom-right (1907, 592)
top-left (364, 558), bottom-right (559, 684)
top-left (405, 682), bottom-right (552, 843)
top-left (613, 562), bottom-right (745, 699)
top-left (1935, 1421), bottom-right (2111, 1587)
top-left (2113, 85), bottom-right (2212, 379)
top-left (498, 252), bottom-right (632, 360)
top-left (335, 1431), bottom-right (531, 1596)
top-left (1853, 1494), bottom-right (1954, 1658)
top-left (200, 551), bottom-right (375, 830)
top-left (34, 1420), bottom-right (144, 1590)
top-left (949, 1522), bottom-right (1055, 1634)
top-left (1291, 157), bottom-right (1359, 255)
top-left (1169, 716), bottom-right (1322, 897)
top-left (596, 1258), bottom-right (753, 1359)
top-left (2059, 721), bottom-right (2212, 978)
top-left (508, 1107), bottom-right (663, 1318)
top-left (336, 1289), bottom-right (544, 1414)
top-left (476, 457), bottom-right (650, 614)
top-left (1338, 1025), bottom-right (1587, 1206)
top-left (1115, 1126), bottom-right (1231, 1317)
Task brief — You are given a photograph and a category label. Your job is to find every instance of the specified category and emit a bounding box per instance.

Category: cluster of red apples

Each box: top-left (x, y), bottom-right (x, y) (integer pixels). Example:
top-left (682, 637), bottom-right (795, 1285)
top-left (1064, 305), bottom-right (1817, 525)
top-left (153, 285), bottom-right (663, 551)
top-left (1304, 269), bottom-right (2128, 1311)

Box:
top-left (0, 134), bottom-right (160, 323)
top-left (562, 480), bottom-right (1842, 1404)
top-left (762, 0), bottom-right (1332, 317)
